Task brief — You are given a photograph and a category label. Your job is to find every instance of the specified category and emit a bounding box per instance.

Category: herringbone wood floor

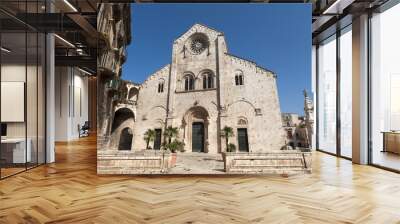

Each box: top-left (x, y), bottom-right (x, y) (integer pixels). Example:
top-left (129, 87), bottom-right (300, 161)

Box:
top-left (1, 135), bottom-right (400, 224)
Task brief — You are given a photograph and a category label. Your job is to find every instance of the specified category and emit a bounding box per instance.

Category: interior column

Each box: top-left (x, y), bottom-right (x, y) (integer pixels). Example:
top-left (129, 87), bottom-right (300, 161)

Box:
top-left (352, 14), bottom-right (369, 164)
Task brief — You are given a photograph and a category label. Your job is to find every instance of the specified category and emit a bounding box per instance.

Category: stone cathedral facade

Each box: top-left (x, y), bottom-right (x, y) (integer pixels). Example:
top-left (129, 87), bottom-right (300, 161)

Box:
top-left (132, 24), bottom-right (285, 153)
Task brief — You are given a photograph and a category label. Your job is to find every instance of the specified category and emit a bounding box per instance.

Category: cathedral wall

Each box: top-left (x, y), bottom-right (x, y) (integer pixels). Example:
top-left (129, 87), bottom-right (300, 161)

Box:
top-left (167, 27), bottom-right (221, 153)
top-left (132, 24), bottom-right (285, 153)
top-left (219, 55), bottom-right (286, 152)
top-left (169, 52), bottom-right (219, 153)
top-left (133, 65), bottom-right (170, 150)
top-left (170, 92), bottom-right (219, 153)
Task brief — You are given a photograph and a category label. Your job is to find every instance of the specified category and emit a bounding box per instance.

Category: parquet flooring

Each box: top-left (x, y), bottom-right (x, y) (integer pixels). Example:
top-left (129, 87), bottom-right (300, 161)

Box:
top-left (1, 135), bottom-right (400, 223)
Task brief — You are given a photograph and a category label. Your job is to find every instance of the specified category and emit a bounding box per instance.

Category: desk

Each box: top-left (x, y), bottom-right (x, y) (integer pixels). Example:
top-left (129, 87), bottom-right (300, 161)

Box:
top-left (382, 132), bottom-right (400, 154)
top-left (1, 138), bottom-right (31, 163)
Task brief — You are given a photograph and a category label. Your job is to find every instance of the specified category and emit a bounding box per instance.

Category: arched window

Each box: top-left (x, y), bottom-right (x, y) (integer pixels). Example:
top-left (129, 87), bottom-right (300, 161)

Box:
top-left (128, 87), bottom-right (138, 100)
top-left (184, 75), bottom-right (195, 91)
top-left (238, 118), bottom-right (247, 126)
top-left (235, 70), bottom-right (244, 86)
top-left (202, 72), bottom-right (214, 89)
top-left (157, 80), bottom-right (164, 93)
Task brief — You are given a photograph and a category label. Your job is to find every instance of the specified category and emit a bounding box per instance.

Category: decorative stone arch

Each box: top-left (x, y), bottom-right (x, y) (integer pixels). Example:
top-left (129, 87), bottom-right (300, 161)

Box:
top-left (142, 105), bottom-right (167, 121)
top-left (178, 72), bottom-right (195, 91)
top-left (234, 69), bottom-right (244, 85)
top-left (182, 106), bottom-right (210, 153)
top-left (226, 99), bottom-right (261, 116)
top-left (197, 69), bottom-right (214, 78)
top-left (111, 107), bottom-right (135, 133)
top-left (109, 108), bottom-right (135, 150)
top-left (157, 78), bottom-right (166, 93)
top-left (198, 69), bottom-right (215, 89)
top-left (237, 116), bottom-right (248, 127)
top-left (128, 87), bottom-right (139, 100)
top-left (154, 118), bottom-right (165, 129)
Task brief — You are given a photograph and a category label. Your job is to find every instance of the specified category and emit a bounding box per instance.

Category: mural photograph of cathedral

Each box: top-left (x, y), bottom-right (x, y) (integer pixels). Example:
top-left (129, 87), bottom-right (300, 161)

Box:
top-left (133, 24), bottom-right (285, 153)
top-left (97, 22), bottom-right (312, 175)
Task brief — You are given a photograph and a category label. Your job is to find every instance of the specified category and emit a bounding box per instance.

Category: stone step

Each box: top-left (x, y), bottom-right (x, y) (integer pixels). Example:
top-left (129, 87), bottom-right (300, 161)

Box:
top-left (232, 165), bottom-right (305, 168)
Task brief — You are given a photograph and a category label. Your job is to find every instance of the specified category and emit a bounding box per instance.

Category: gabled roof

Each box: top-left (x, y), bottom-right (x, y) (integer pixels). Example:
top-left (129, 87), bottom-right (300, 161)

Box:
top-left (226, 53), bottom-right (276, 76)
top-left (174, 23), bottom-right (223, 43)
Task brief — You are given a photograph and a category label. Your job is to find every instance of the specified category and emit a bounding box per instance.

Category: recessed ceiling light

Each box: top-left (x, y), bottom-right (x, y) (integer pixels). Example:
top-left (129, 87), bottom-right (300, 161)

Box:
top-left (63, 0), bottom-right (78, 12)
top-left (54, 34), bottom-right (75, 48)
top-left (78, 67), bottom-right (93, 76)
top-left (1, 47), bottom-right (11, 53)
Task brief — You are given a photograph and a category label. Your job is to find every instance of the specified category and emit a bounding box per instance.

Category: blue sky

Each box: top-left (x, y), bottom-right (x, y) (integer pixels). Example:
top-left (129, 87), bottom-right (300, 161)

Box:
top-left (122, 4), bottom-right (311, 115)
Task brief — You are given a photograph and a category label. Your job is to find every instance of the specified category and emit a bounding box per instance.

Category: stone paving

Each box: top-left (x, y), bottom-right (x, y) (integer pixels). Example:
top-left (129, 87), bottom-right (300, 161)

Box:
top-left (169, 152), bottom-right (225, 174)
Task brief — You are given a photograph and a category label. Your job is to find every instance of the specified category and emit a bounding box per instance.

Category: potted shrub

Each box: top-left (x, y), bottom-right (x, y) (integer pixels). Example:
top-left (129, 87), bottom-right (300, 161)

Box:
top-left (162, 126), bottom-right (183, 167)
top-left (221, 126), bottom-right (234, 152)
top-left (143, 129), bottom-right (155, 150)
top-left (164, 139), bottom-right (185, 166)
top-left (164, 126), bottom-right (178, 144)
top-left (227, 143), bottom-right (236, 152)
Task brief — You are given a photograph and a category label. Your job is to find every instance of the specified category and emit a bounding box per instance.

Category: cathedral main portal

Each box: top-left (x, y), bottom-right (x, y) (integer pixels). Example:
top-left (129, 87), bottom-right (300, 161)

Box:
top-left (183, 106), bottom-right (209, 153)
top-left (192, 122), bottom-right (205, 152)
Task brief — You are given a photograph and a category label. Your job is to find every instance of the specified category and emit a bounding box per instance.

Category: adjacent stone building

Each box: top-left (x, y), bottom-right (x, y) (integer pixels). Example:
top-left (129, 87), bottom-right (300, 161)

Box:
top-left (282, 90), bottom-right (314, 149)
top-left (303, 90), bottom-right (314, 148)
top-left (97, 3), bottom-right (132, 150)
top-left (130, 24), bottom-right (286, 153)
top-left (282, 113), bottom-right (308, 148)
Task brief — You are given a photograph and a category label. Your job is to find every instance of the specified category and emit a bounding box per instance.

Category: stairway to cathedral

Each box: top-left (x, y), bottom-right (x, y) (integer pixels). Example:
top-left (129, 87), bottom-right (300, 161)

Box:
top-left (169, 153), bottom-right (225, 174)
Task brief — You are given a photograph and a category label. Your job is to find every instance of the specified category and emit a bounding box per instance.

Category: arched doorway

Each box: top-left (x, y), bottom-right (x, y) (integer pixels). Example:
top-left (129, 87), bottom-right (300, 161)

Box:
top-left (110, 108), bottom-right (135, 149)
top-left (118, 127), bottom-right (133, 150)
top-left (111, 108), bottom-right (135, 133)
top-left (183, 106), bottom-right (209, 153)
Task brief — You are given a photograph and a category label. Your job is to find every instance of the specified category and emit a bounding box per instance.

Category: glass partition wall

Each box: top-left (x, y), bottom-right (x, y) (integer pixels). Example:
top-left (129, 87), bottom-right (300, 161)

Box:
top-left (370, 3), bottom-right (400, 171)
top-left (339, 26), bottom-right (352, 159)
top-left (316, 25), bottom-right (352, 159)
top-left (317, 34), bottom-right (337, 155)
top-left (0, 1), bottom-right (46, 179)
top-left (315, 0), bottom-right (400, 172)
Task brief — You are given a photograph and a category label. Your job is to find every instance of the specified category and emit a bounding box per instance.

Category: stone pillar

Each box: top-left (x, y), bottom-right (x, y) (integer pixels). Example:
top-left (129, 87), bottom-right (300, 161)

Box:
top-left (352, 14), bottom-right (369, 164)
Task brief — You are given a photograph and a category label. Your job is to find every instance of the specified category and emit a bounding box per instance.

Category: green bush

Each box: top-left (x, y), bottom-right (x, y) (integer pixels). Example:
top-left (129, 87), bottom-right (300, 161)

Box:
top-left (164, 139), bottom-right (185, 153)
top-left (227, 143), bottom-right (236, 152)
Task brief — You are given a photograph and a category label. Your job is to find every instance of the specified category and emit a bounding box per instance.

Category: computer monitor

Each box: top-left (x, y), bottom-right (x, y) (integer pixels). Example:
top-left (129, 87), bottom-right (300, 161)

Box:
top-left (1, 123), bottom-right (7, 137)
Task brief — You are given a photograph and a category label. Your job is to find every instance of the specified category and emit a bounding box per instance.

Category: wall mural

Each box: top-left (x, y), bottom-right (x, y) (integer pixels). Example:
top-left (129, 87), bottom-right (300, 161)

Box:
top-left (97, 5), bottom-right (312, 175)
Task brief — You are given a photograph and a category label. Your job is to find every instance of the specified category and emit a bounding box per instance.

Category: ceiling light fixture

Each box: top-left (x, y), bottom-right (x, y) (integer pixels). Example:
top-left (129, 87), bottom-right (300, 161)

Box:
top-left (322, 0), bottom-right (342, 14)
top-left (78, 67), bottom-right (93, 76)
top-left (322, 0), bottom-right (355, 15)
top-left (1, 47), bottom-right (11, 53)
top-left (63, 0), bottom-right (78, 12)
top-left (54, 34), bottom-right (75, 48)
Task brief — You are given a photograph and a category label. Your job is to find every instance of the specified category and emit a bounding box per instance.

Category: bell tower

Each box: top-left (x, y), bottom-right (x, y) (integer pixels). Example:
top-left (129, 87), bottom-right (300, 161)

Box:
top-left (303, 90), bottom-right (314, 148)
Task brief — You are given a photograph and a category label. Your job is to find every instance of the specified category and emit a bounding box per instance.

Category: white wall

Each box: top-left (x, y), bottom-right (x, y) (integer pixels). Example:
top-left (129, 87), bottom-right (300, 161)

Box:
top-left (54, 67), bottom-right (89, 141)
